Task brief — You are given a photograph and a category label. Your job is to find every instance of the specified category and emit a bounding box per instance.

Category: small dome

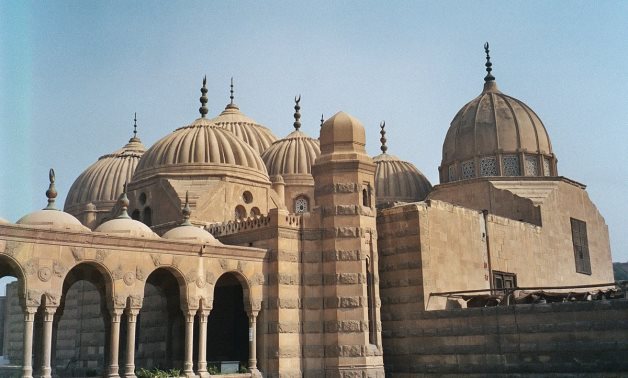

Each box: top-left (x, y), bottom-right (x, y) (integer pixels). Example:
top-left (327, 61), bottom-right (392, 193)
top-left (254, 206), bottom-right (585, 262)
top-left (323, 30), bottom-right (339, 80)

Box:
top-left (94, 191), bottom-right (158, 238)
top-left (440, 44), bottom-right (556, 183)
top-left (261, 97), bottom-right (321, 177)
top-left (209, 80), bottom-right (277, 155)
top-left (17, 169), bottom-right (89, 232)
top-left (134, 117), bottom-right (269, 183)
top-left (64, 137), bottom-right (145, 213)
top-left (374, 122), bottom-right (431, 206)
top-left (162, 225), bottom-right (221, 245)
top-left (320, 111), bottom-right (366, 154)
top-left (17, 210), bottom-right (89, 232)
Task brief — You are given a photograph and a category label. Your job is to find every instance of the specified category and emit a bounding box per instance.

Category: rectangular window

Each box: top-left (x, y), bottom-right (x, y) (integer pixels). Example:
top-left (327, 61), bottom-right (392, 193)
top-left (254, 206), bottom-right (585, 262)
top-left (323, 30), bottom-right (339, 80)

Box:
top-left (493, 271), bottom-right (516, 293)
top-left (571, 218), bottom-right (591, 274)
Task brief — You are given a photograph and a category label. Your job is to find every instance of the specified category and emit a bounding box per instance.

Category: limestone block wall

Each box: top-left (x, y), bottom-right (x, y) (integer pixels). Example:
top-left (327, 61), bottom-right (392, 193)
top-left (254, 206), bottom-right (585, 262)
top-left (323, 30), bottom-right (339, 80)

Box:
top-left (383, 299), bottom-right (628, 376)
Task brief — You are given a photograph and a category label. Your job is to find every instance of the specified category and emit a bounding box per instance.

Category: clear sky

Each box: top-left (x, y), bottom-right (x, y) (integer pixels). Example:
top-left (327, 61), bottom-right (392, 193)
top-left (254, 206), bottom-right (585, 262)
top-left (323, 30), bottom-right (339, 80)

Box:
top-left (1, 1), bottom-right (626, 261)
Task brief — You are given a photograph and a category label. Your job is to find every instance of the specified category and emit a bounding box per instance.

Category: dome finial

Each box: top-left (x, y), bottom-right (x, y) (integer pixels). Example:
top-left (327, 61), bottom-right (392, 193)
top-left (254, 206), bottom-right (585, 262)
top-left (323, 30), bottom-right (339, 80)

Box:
top-left (44, 168), bottom-right (58, 210)
top-left (116, 182), bottom-right (131, 219)
top-left (293, 95), bottom-right (301, 131)
top-left (380, 121), bottom-right (388, 154)
top-left (199, 76), bottom-right (209, 118)
top-left (320, 114), bottom-right (324, 128)
top-left (484, 42), bottom-right (495, 82)
top-left (133, 112), bottom-right (138, 138)
top-left (182, 191), bottom-right (192, 226)
top-left (230, 77), bottom-right (235, 105)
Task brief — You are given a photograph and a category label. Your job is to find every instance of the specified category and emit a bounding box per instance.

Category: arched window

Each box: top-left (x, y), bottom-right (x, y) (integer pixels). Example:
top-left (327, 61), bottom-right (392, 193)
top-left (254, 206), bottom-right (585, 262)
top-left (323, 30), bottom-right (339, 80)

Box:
top-left (362, 188), bottom-right (369, 207)
top-left (143, 207), bottom-right (152, 227)
top-left (131, 209), bottom-right (140, 220)
top-left (250, 207), bottom-right (261, 217)
top-left (234, 205), bottom-right (246, 220)
top-left (366, 257), bottom-right (376, 345)
top-left (294, 196), bottom-right (309, 214)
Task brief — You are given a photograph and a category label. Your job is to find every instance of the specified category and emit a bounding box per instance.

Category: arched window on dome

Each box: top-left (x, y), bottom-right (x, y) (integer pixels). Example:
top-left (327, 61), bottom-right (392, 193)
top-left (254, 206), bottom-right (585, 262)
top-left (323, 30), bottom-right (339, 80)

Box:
top-left (131, 209), bottom-right (140, 221)
top-left (143, 207), bottom-right (152, 227)
top-left (250, 207), bottom-right (260, 217)
top-left (294, 196), bottom-right (309, 214)
top-left (235, 205), bottom-right (246, 220)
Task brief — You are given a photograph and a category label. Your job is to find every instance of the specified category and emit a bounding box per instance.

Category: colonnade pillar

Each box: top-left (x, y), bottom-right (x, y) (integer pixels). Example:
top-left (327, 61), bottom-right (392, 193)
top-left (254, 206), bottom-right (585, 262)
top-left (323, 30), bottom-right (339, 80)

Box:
top-left (41, 306), bottom-right (57, 378)
top-left (108, 308), bottom-right (123, 377)
top-left (124, 308), bottom-right (139, 378)
top-left (183, 309), bottom-right (196, 378)
top-left (247, 311), bottom-right (260, 376)
top-left (197, 309), bottom-right (211, 378)
top-left (22, 307), bottom-right (37, 378)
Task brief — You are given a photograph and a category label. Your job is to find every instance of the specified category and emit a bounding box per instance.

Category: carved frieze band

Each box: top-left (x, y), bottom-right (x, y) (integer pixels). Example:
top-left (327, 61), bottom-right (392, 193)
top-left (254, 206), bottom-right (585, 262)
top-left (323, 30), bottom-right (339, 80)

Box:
top-left (315, 182), bottom-right (360, 196)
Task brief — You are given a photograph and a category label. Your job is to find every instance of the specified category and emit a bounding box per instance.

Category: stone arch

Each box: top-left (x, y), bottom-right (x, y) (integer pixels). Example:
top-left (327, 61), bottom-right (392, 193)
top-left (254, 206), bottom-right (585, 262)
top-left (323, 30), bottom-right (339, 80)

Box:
top-left (139, 265), bottom-right (189, 308)
top-left (0, 253), bottom-right (27, 303)
top-left (53, 262), bottom-right (113, 377)
top-left (0, 254), bottom-right (27, 366)
top-left (213, 270), bottom-right (253, 311)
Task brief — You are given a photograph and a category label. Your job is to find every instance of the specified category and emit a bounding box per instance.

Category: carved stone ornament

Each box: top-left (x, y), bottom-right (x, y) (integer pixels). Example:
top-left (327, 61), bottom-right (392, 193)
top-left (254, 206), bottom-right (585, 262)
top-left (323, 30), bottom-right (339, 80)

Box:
top-left (43, 292), bottom-right (59, 306)
top-left (2, 241), bottom-right (19, 257)
top-left (206, 272), bottom-right (216, 285)
top-left (24, 259), bottom-right (38, 276)
top-left (219, 259), bottom-right (229, 271)
top-left (150, 254), bottom-right (161, 267)
top-left (114, 295), bottom-right (127, 308)
top-left (38, 267), bottom-right (52, 282)
top-left (251, 272), bottom-right (265, 286)
top-left (129, 295), bottom-right (143, 309)
top-left (172, 256), bottom-right (182, 268)
top-left (95, 249), bottom-right (109, 262)
top-left (135, 266), bottom-right (145, 281)
top-left (196, 277), bottom-right (206, 289)
top-left (71, 247), bottom-right (84, 262)
top-left (112, 265), bottom-right (124, 280)
top-left (123, 272), bottom-right (135, 286)
top-left (185, 269), bottom-right (198, 283)
top-left (237, 261), bottom-right (249, 273)
top-left (52, 260), bottom-right (66, 278)
top-left (26, 290), bottom-right (42, 306)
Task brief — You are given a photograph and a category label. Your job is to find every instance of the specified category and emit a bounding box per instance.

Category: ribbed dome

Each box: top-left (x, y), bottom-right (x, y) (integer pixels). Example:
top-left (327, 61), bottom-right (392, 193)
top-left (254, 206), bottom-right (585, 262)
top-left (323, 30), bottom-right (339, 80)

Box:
top-left (261, 130), bottom-right (320, 176)
top-left (210, 104), bottom-right (277, 155)
top-left (64, 137), bottom-right (145, 213)
top-left (374, 153), bottom-right (432, 206)
top-left (134, 118), bottom-right (269, 183)
top-left (440, 82), bottom-right (557, 183)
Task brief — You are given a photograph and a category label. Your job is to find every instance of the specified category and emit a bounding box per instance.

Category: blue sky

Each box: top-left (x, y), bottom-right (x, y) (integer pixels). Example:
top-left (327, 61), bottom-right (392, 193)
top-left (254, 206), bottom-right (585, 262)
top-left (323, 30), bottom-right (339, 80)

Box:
top-left (1, 1), bottom-right (627, 261)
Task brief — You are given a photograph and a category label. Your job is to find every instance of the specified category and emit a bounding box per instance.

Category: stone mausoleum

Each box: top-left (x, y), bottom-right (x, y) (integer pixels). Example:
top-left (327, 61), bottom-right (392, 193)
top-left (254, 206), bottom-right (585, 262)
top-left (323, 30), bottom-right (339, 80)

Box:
top-left (0, 45), bottom-right (626, 378)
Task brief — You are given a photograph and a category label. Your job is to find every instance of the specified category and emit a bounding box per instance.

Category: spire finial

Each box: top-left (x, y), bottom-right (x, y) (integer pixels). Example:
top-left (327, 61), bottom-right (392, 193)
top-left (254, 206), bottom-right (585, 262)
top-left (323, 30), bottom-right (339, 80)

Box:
top-left (484, 42), bottom-right (495, 82)
top-left (199, 76), bottom-right (208, 118)
top-left (230, 77), bottom-right (234, 105)
top-left (44, 168), bottom-right (58, 210)
top-left (379, 121), bottom-right (388, 154)
top-left (320, 114), bottom-right (324, 128)
top-left (293, 95), bottom-right (301, 131)
top-left (182, 191), bottom-right (192, 226)
top-left (134, 112), bottom-right (137, 137)
top-left (116, 182), bottom-right (130, 219)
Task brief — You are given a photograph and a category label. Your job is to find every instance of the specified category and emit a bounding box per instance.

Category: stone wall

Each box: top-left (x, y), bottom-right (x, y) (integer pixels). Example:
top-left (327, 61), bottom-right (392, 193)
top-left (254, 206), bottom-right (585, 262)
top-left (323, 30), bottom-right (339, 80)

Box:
top-left (383, 299), bottom-right (628, 376)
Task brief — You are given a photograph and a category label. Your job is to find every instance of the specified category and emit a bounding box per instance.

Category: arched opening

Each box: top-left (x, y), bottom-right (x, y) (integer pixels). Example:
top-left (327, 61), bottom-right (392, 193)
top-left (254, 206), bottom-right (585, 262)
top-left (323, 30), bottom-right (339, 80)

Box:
top-left (294, 195), bottom-right (309, 214)
top-left (207, 273), bottom-right (249, 372)
top-left (142, 207), bottom-right (152, 227)
top-left (234, 205), bottom-right (246, 221)
top-left (53, 263), bottom-right (111, 377)
top-left (131, 209), bottom-right (140, 221)
top-left (135, 268), bottom-right (184, 371)
top-left (0, 256), bottom-right (23, 368)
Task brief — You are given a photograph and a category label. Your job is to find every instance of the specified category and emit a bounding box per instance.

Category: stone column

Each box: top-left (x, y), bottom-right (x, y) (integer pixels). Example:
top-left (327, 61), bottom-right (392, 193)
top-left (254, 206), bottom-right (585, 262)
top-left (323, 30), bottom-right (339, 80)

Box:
top-left (247, 311), bottom-right (260, 375)
top-left (22, 307), bottom-right (37, 378)
top-left (108, 309), bottom-right (123, 377)
top-left (197, 310), bottom-right (210, 378)
top-left (183, 310), bottom-right (195, 378)
top-left (124, 308), bottom-right (139, 378)
top-left (40, 306), bottom-right (57, 378)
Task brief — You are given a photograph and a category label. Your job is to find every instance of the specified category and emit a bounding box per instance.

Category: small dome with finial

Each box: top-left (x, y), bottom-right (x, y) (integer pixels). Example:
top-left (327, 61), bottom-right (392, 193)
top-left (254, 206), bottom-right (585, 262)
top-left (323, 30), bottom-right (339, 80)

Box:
top-left (17, 169), bottom-right (90, 231)
top-left (162, 191), bottom-right (221, 244)
top-left (95, 184), bottom-right (158, 238)
top-left (440, 42), bottom-right (556, 183)
top-left (374, 122), bottom-right (432, 207)
top-left (261, 95), bottom-right (321, 177)
top-left (209, 77), bottom-right (277, 155)
top-left (65, 114), bottom-right (146, 217)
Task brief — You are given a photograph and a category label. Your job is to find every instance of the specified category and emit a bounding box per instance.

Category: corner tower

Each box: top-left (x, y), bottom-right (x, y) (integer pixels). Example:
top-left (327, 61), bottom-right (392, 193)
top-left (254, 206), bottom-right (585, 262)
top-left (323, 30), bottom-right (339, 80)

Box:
top-left (312, 112), bottom-right (385, 377)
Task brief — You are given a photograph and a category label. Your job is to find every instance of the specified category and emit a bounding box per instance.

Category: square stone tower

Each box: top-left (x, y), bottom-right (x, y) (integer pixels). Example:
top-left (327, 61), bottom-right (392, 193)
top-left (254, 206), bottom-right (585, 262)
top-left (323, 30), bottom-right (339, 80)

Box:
top-left (312, 112), bottom-right (385, 378)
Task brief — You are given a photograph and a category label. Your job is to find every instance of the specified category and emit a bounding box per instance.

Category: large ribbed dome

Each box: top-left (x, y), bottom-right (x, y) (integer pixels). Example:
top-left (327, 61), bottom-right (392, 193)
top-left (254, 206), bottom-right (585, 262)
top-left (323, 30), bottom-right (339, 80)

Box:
top-left (209, 82), bottom-right (277, 155)
top-left (440, 45), bottom-right (556, 183)
top-left (373, 123), bottom-right (431, 206)
top-left (134, 117), bottom-right (269, 183)
top-left (64, 136), bottom-right (145, 213)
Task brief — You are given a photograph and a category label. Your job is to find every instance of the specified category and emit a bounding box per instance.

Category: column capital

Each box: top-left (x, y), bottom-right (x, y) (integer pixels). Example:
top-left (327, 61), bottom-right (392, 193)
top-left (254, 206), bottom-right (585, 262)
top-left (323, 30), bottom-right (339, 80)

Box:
top-left (247, 310), bottom-right (259, 319)
top-left (125, 307), bottom-right (139, 321)
top-left (43, 306), bottom-right (57, 321)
